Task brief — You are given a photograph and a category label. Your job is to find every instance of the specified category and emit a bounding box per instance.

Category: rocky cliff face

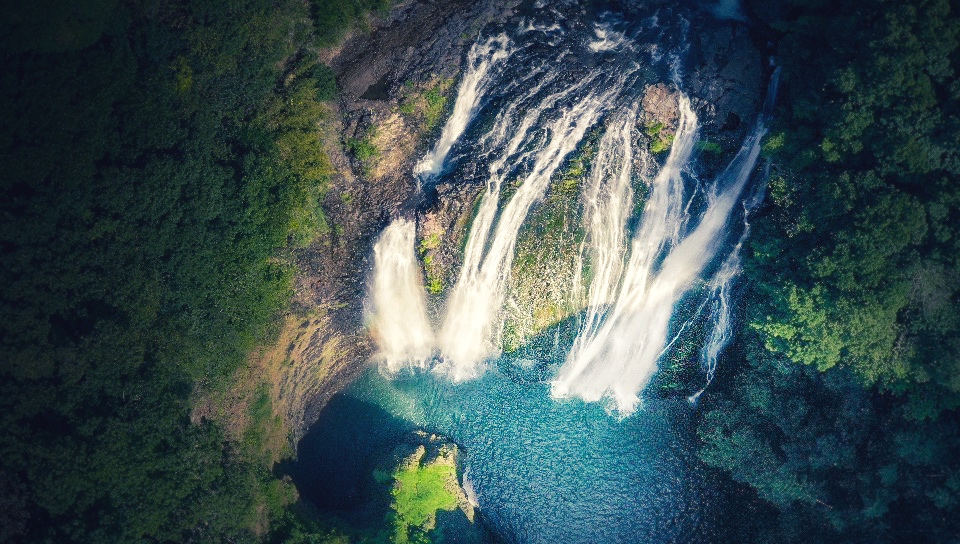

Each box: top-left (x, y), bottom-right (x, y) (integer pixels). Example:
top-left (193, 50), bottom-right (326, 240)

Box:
top-left (282, 0), bottom-right (768, 437)
top-left (685, 21), bottom-right (764, 144)
top-left (277, 0), bottom-right (522, 438)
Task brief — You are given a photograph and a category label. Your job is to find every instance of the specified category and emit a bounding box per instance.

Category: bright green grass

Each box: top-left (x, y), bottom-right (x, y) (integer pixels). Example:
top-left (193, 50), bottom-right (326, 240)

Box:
top-left (389, 448), bottom-right (460, 543)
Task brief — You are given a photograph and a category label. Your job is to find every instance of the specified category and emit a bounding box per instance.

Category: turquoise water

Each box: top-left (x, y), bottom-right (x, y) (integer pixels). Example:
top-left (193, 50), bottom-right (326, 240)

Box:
top-left (298, 357), bottom-right (717, 543)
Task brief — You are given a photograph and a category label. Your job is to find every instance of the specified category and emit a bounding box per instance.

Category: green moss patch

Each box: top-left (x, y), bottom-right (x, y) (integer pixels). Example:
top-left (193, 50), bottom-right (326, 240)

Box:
top-left (502, 133), bottom-right (599, 351)
top-left (398, 78), bottom-right (456, 132)
top-left (389, 445), bottom-right (460, 542)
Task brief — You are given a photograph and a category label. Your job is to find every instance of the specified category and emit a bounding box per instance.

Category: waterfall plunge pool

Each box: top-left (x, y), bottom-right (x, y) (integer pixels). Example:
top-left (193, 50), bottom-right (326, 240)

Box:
top-left (286, 4), bottom-right (779, 541)
top-left (288, 359), bottom-right (724, 543)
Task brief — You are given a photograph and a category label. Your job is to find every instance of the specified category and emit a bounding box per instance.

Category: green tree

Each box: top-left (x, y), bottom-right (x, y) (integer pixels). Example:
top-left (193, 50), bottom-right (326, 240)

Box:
top-left (0, 0), bottom-right (373, 540)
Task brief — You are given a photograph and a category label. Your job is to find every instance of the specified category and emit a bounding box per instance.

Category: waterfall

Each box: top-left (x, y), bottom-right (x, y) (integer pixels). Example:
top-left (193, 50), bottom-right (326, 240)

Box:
top-left (369, 36), bottom-right (514, 368)
top-left (554, 99), bottom-right (768, 413)
top-left (369, 219), bottom-right (434, 370)
top-left (690, 70), bottom-right (779, 403)
top-left (575, 107), bottom-right (641, 351)
top-left (414, 35), bottom-right (511, 178)
top-left (366, 12), bottom-right (777, 413)
top-left (688, 231), bottom-right (744, 404)
top-left (437, 77), bottom-right (625, 380)
top-left (553, 96), bottom-right (700, 411)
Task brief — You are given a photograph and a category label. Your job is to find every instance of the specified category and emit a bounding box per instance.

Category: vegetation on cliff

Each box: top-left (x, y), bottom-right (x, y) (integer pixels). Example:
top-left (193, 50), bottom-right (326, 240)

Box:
top-left (0, 0), bottom-right (386, 541)
top-left (502, 135), bottom-right (598, 353)
top-left (383, 441), bottom-right (474, 544)
top-left (699, 0), bottom-right (960, 541)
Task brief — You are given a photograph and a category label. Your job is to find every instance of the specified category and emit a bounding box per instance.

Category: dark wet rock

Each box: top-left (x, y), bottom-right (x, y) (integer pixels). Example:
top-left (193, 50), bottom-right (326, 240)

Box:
top-left (331, 0), bottom-right (524, 224)
top-left (619, 0), bottom-right (675, 13)
top-left (360, 76), bottom-right (391, 100)
top-left (684, 20), bottom-right (764, 138)
top-left (334, 0), bottom-right (521, 107)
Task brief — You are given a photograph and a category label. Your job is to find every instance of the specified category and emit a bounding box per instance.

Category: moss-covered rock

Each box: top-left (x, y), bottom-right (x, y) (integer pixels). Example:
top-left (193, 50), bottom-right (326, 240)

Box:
top-left (641, 83), bottom-right (681, 154)
top-left (501, 135), bottom-right (600, 352)
top-left (373, 432), bottom-right (481, 544)
top-left (417, 181), bottom-right (485, 302)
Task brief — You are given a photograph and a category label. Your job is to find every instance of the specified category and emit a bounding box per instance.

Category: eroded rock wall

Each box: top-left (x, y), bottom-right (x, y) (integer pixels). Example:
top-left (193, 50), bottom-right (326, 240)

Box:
top-left (280, 0), bottom-right (522, 438)
top-left (281, 1), bottom-right (768, 438)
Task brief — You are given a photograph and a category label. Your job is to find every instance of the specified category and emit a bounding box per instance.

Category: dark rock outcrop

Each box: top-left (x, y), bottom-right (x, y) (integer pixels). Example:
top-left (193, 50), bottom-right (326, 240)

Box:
top-left (684, 20), bottom-right (764, 139)
top-left (642, 82), bottom-right (681, 133)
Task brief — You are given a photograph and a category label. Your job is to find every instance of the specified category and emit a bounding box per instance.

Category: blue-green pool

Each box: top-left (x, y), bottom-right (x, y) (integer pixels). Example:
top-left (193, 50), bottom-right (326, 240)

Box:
top-left (292, 356), bottom-right (720, 543)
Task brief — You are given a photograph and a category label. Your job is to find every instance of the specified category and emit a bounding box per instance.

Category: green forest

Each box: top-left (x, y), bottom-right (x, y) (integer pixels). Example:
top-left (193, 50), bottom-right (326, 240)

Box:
top-left (699, 0), bottom-right (960, 541)
top-left (0, 0), bottom-right (385, 541)
top-left (1, 0), bottom-right (958, 542)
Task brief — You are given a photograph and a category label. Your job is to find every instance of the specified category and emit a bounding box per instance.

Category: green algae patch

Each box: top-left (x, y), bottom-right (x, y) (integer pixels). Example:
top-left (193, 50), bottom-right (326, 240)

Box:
top-left (375, 434), bottom-right (476, 544)
top-left (390, 445), bottom-right (459, 541)
top-left (398, 77), bottom-right (457, 131)
top-left (645, 120), bottom-right (675, 154)
top-left (419, 233), bottom-right (446, 295)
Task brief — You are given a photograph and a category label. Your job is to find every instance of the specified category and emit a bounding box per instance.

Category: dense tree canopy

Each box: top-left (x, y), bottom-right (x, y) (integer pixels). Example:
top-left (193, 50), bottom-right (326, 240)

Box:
top-left (0, 0), bottom-right (367, 541)
top-left (699, 0), bottom-right (960, 541)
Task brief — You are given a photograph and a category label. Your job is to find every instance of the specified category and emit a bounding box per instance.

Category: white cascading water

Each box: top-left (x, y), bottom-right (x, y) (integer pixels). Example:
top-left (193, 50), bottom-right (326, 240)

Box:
top-left (689, 158), bottom-right (772, 403)
top-left (369, 35), bottom-right (515, 368)
top-left (368, 219), bottom-right (434, 370)
top-left (369, 15), bottom-right (776, 413)
top-left (553, 98), bottom-right (768, 413)
top-left (437, 78), bottom-right (626, 380)
top-left (575, 106), bottom-right (643, 349)
top-left (414, 35), bottom-right (511, 178)
top-left (688, 72), bottom-right (779, 403)
top-left (588, 25), bottom-right (631, 52)
top-left (553, 96), bottom-right (699, 410)
top-left (688, 231), bottom-right (744, 404)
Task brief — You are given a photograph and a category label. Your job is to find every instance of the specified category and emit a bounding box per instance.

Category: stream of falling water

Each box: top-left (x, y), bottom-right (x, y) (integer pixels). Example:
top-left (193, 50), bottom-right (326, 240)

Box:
top-left (369, 219), bottom-right (434, 370)
top-left (415, 35), bottom-right (512, 178)
top-left (368, 11), bottom-right (776, 413)
top-left (436, 79), bottom-right (626, 380)
top-left (574, 105), bottom-right (643, 346)
top-left (553, 113), bottom-right (767, 412)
